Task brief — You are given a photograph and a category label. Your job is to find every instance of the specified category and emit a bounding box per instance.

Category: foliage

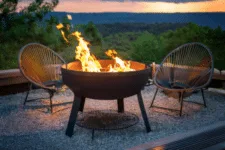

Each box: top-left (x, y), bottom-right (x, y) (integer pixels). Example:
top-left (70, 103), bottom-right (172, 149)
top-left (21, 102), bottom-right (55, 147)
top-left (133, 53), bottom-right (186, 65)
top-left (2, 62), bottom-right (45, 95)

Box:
top-left (0, 0), bottom-right (61, 69)
top-left (59, 45), bottom-right (76, 63)
top-left (159, 23), bottom-right (225, 69)
top-left (96, 23), bottom-right (188, 37)
top-left (1, 4), bottom-right (225, 72)
top-left (83, 21), bottom-right (103, 46)
top-left (103, 23), bottom-right (225, 70)
top-left (131, 32), bottom-right (165, 64)
top-left (104, 32), bottom-right (141, 51)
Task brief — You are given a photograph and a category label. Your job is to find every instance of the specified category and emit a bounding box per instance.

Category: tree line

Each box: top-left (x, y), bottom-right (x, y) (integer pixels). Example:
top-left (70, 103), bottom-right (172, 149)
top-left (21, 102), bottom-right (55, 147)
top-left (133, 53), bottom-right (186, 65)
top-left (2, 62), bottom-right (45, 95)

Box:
top-left (1, 0), bottom-right (225, 70)
top-left (102, 23), bottom-right (225, 70)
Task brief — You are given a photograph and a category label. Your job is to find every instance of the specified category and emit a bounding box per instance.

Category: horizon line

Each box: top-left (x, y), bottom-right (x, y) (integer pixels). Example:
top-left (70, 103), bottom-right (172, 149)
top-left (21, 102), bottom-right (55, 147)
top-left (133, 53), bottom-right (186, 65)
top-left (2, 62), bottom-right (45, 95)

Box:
top-left (53, 11), bottom-right (225, 14)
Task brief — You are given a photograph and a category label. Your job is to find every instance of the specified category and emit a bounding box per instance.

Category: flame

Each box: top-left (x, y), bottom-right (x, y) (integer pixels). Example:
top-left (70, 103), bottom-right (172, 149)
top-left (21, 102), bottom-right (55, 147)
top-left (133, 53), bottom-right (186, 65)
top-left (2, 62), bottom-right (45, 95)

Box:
top-left (56, 18), bottom-right (135, 72)
top-left (72, 31), bottom-right (102, 72)
top-left (56, 23), bottom-right (63, 30)
top-left (105, 50), bottom-right (134, 72)
top-left (61, 30), bottom-right (69, 43)
top-left (56, 23), bottom-right (69, 43)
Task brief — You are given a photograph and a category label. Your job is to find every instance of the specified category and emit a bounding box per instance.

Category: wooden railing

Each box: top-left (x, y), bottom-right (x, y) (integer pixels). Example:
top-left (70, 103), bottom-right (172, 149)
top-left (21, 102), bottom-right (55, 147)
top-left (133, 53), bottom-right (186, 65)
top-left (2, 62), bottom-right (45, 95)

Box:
top-left (0, 64), bottom-right (225, 87)
top-left (0, 69), bottom-right (28, 86)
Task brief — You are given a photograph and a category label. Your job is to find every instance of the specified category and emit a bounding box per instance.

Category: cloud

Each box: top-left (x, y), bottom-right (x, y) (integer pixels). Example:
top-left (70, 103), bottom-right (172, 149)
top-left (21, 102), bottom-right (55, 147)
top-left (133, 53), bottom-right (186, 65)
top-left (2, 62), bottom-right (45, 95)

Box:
top-left (101, 0), bottom-right (215, 3)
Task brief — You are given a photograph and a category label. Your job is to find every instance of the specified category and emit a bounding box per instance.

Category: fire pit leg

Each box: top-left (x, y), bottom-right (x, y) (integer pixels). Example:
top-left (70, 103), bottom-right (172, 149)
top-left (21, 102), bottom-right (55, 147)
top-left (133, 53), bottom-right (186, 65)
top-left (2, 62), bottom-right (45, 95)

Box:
top-left (65, 96), bottom-right (82, 137)
top-left (79, 96), bottom-right (86, 112)
top-left (117, 98), bottom-right (124, 113)
top-left (137, 92), bottom-right (151, 133)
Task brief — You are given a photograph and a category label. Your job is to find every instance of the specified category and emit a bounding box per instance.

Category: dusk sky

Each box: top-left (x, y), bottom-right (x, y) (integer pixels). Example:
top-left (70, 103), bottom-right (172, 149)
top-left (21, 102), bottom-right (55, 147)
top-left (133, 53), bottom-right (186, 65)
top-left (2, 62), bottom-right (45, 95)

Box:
top-left (19, 0), bottom-right (225, 13)
top-left (55, 0), bottom-right (225, 13)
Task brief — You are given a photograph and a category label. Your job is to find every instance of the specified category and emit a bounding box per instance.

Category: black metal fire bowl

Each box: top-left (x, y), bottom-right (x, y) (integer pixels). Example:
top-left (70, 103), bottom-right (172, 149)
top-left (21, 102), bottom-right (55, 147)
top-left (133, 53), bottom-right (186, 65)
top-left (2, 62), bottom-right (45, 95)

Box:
top-left (61, 60), bottom-right (150, 99)
top-left (61, 60), bottom-right (151, 137)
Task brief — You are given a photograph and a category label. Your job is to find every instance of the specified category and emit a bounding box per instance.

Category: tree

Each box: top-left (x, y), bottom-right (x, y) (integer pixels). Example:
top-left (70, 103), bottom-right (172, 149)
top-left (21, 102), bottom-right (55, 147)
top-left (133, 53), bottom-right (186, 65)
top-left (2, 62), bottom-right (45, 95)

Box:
top-left (131, 32), bottom-right (165, 64)
top-left (1, 0), bottom-right (58, 31)
top-left (0, 0), bottom-right (59, 69)
top-left (45, 15), bottom-right (59, 32)
top-left (0, 0), bottom-right (58, 41)
top-left (83, 21), bottom-right (103, 46)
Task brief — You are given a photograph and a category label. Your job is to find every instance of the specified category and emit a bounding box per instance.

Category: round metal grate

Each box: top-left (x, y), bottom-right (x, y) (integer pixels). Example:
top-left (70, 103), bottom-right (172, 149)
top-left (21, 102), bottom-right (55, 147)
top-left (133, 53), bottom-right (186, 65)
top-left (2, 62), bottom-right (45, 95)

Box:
top-left (76, 110), bottom-right (139, 130)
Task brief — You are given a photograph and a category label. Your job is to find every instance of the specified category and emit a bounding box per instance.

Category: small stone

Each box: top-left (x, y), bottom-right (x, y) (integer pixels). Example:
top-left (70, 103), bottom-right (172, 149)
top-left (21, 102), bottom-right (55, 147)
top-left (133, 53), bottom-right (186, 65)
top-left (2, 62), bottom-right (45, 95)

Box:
top-left (221, 70), bottom-right (225, 75)
top-left (208, 88), bottom-right (225, 95)
top-left (214, 68), bottom-right (220, 74)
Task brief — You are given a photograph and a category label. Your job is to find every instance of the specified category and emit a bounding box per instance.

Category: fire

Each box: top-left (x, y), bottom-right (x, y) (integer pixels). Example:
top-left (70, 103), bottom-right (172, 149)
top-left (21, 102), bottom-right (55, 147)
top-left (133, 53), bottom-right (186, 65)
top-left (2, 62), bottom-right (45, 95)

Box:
top-left (105, 50), bottom-right (134, 72)
top-left (56, 23), bottom-right (69, 43)
top-left (56, 15), bottom-right (135, 72)
top-left (72, 31), bottom-right (102, 72)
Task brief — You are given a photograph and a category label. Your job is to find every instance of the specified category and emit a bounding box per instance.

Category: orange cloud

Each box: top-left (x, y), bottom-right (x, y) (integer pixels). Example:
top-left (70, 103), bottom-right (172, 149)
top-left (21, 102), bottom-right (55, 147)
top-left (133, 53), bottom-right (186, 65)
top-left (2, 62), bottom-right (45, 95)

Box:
top-left (55, 1), bottom-right (143, 12)
top-left (141, 0), bottom-right (225, 12)
top-left (18, 0), bottom-right (225, 13)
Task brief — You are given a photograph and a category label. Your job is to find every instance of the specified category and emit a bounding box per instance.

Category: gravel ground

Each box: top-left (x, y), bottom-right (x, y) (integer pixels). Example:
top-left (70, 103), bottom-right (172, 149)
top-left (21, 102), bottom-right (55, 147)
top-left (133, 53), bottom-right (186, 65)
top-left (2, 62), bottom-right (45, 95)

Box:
top-left (0, 85), bottom-right (225, 150)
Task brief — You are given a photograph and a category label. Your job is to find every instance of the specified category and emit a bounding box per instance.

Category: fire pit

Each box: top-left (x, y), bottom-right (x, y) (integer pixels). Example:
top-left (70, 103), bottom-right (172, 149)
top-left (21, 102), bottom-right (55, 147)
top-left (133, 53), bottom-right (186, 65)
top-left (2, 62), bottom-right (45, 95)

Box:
top-left (61, 60), bottom-right (151, 137)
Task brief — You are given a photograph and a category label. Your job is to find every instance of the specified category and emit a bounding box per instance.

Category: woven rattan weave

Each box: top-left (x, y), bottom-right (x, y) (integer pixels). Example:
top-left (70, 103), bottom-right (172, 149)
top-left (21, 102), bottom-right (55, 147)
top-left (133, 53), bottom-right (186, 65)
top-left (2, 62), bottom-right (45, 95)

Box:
top-left (18, 43), bottom-right (66, 113)
top-left (150, 42), bottom-right (214, 116)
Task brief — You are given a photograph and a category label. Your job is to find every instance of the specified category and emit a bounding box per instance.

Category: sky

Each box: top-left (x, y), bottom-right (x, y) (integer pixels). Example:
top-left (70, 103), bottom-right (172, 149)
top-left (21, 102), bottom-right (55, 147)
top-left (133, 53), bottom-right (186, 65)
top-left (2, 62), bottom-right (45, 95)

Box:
top-left (19, 0), bottom-right (225, 13)
top-left (55, 0), bottom-right (225, 13)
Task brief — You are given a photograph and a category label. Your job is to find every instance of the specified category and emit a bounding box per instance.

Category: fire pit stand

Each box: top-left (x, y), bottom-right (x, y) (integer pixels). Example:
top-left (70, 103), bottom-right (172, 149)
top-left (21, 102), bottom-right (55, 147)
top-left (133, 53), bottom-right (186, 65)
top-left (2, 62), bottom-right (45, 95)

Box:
top-left (65, 93), bottom-right (151, 137)
top-left (61, 60), bottom-right (152, 137)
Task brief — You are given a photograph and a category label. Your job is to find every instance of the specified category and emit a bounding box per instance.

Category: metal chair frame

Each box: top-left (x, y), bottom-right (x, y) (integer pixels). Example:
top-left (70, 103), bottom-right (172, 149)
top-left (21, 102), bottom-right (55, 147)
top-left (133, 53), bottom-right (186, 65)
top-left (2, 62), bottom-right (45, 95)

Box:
top-left (18, 43), bottom-right (66, 113)
top-left (149, 42), bottom-right (214, 116)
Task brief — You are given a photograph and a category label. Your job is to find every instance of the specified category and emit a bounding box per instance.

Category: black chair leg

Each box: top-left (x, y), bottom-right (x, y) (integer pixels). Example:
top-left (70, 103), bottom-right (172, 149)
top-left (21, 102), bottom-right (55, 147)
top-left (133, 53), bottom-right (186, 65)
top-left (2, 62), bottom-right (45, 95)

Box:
top-left (179, 92), bottom-right (184, 116)
top-left (150, 88), bottom-right (158, 108)
top-left (201, 89), bottom-right (207, 107)
top-left (24, 83), bottom-right (32, 105)
top-left (24, 90), bottom-right (30, 105)
top-left (49, 91), bottom-right (54, 113)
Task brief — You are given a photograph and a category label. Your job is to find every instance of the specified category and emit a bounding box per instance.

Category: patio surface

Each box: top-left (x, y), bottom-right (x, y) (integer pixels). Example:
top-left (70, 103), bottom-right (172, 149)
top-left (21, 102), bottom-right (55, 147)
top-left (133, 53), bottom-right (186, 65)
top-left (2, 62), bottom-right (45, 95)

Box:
top-left (0, 85), bottom-right (225, 150)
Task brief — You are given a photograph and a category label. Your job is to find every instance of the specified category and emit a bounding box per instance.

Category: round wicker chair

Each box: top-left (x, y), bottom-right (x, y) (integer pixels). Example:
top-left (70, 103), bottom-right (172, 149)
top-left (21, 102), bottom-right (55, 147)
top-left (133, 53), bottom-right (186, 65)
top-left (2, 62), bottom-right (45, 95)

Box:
top-left (18, 43), bottom-right (66, 113)
top-left (149, 42), bottom-right (214, 116)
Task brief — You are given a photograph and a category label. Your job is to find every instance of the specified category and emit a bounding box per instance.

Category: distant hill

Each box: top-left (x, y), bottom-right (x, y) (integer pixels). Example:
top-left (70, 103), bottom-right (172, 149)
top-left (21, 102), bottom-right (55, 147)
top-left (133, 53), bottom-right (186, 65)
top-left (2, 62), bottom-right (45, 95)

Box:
top-left (95, 23), bottom-right (188, 37)
top-left (46, 12), bottom-right (225, 29)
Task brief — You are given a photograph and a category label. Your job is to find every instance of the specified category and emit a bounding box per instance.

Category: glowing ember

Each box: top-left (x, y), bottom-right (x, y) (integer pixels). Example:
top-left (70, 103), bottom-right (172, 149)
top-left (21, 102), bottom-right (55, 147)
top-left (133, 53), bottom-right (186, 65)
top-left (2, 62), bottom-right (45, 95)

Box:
top-left (56, 16), bottom-right (135, 72)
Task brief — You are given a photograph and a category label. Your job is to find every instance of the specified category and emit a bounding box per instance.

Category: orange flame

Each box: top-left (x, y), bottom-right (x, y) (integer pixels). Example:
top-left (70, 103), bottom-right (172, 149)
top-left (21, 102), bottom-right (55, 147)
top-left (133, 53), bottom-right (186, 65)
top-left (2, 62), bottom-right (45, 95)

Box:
top-left (56, 17), bottom-right (135, 72)
top-left (56, 23), bottom-right (69, 43)
top-left (105, 50), bottom-right (134, 72)
top-left (72, 31), bottom-right (102, 72)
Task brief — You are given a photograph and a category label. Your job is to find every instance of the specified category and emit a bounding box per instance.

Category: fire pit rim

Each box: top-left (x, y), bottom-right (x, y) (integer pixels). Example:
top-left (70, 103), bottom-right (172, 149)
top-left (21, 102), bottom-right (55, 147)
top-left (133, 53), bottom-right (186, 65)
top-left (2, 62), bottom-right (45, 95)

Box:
top-left (61, 59), bottom-right (150, 76)
top-left (61, 59), bottom-right (151, 99)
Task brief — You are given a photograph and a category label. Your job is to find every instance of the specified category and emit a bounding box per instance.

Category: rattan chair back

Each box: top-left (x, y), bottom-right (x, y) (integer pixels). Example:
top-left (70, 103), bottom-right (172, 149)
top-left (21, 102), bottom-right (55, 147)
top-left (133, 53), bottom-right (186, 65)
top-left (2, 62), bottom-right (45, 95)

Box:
top-left (18, 43), bottom-right (66, 90)
top-left (154, 42), bottom-right (214, 92)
